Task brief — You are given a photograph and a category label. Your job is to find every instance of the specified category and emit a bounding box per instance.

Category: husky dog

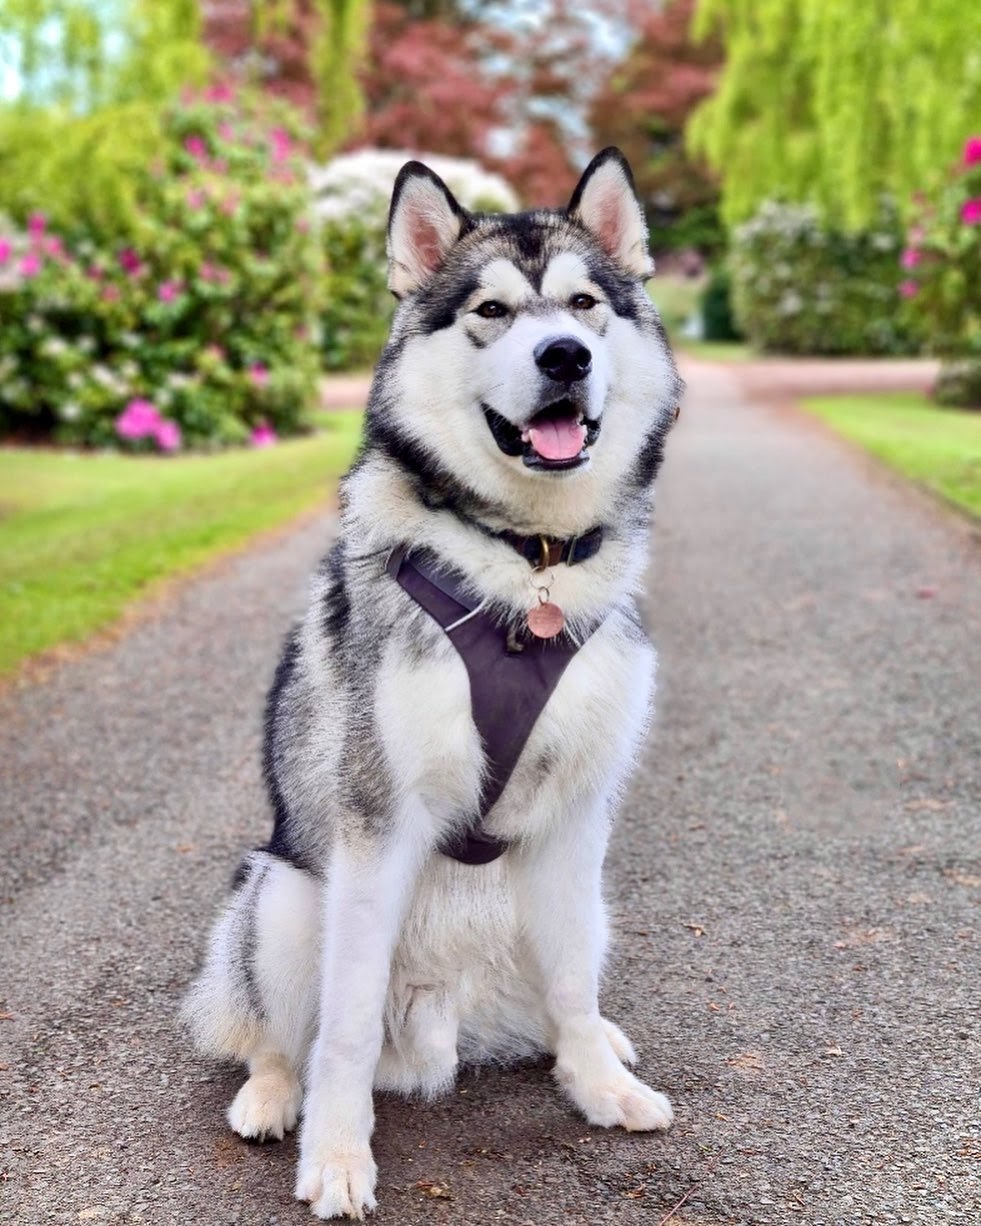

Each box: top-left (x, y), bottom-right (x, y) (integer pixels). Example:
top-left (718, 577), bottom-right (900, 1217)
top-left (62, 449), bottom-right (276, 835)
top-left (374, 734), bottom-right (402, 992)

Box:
top-left (184, 147), bottom-right (683, 1220)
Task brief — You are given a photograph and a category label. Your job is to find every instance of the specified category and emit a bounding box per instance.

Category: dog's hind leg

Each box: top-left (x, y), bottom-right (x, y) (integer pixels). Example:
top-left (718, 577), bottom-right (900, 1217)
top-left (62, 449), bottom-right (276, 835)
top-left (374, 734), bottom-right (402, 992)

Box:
top-left (184, 852), bottom-right (320, 1142)
top-left (375, 983), bottom-right (459, 1098)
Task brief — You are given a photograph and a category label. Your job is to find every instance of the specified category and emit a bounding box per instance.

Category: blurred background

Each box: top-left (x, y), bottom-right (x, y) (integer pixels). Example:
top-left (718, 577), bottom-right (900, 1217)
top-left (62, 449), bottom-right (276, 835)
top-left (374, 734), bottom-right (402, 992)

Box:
top-left (0, 0), bottom-right (979, 676)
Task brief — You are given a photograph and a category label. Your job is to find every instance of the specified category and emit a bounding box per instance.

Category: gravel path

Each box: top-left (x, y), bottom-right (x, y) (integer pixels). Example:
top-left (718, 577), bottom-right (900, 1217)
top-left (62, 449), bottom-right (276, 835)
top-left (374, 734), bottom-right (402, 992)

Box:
top-left (2, 362), bottom-right (979, 1226)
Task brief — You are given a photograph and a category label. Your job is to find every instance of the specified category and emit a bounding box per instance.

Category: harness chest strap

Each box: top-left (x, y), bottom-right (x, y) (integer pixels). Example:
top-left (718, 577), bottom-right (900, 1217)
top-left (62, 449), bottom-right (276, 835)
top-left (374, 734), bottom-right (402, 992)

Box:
top-left (386, 543), bottom-right (599, 865)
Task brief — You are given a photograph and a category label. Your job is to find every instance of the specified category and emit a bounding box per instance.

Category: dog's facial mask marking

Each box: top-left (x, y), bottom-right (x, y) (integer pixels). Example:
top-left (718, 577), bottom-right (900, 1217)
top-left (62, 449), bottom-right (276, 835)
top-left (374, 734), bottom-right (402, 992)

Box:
top-left (387, 163), bottom-right (471, 297)
top-left (567, 148), bottom-right (653, 281)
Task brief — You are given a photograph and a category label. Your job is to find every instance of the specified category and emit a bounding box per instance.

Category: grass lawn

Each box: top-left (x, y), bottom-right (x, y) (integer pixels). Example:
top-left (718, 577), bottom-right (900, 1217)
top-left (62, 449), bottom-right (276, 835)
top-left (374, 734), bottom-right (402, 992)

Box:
top-left (677, 340), bottom-right (754, 362)
top-left (802, 392), bottom-right (981, 518)
top-left (0, 411), bottom-right (363, 677)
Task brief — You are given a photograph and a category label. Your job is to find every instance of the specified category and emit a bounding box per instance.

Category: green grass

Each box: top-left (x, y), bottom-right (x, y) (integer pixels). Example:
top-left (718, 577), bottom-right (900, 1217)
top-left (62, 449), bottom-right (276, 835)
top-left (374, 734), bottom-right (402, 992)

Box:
top-left (0, 411), bottom-right (363, 676)
top-left (677, 340), bottom-right (754, 362)
top-left (802, 392), bottom-right (981, 518)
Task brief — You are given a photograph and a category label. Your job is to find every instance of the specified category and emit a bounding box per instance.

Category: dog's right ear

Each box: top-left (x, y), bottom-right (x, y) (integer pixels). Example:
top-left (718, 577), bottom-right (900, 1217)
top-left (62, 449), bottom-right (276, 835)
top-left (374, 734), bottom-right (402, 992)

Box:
top-left (387, 162), bottom-right (470, 297)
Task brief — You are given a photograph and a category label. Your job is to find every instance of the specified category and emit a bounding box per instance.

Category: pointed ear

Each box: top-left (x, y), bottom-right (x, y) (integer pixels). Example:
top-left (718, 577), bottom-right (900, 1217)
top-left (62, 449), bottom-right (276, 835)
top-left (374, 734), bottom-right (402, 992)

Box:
top-left (567, 148), bottom-right (653, 280)
top-left (387, 162), bottom-right (470, 296)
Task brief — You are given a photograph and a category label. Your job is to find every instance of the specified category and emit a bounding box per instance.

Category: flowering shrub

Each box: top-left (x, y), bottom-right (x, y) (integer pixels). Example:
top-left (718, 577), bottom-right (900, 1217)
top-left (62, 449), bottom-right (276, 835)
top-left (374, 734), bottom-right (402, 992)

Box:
top-left (728, 200), bottom-right (917, 356)
top-left (0, 87), bottom-right (324, 449)
top-left (311, 149), bottom-right (519, 370)
top-left (901, 136), bottom-right (981, 407)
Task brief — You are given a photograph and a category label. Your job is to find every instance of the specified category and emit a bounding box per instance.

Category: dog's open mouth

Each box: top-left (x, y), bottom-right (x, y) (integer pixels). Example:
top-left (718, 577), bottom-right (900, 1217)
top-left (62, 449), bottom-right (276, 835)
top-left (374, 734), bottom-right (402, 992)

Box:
top-left (482, 399), bottom-right (601, 471)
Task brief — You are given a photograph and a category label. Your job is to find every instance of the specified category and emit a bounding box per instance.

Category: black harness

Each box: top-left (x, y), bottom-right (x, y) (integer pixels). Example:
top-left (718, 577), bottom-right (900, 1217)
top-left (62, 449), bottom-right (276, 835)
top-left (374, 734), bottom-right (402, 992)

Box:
top-left (386, 531), bottom-right (603, 864)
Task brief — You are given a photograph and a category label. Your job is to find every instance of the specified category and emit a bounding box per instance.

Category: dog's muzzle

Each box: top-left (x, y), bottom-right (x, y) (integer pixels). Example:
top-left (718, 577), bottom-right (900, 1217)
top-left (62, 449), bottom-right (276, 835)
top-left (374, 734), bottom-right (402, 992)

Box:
top-left (482, 399), bottom-right (601, 472)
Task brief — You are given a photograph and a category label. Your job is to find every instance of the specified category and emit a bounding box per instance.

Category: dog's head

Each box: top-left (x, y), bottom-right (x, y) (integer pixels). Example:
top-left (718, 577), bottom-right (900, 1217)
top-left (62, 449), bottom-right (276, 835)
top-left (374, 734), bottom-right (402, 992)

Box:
top-left (368, 148), bottom-right (681, 529)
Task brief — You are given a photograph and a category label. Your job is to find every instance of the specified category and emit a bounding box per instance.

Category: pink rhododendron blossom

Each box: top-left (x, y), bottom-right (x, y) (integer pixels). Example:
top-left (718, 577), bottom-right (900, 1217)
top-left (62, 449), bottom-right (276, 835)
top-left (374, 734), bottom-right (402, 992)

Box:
top-left (211, 158), bottom-right (228, 175)
top-left (250, 421), bottom-right (277, 448)
top-left (0, 238), bottom-right (12, 264)
top-left (270, 128), bottom-right (292, 163)
top-left (101, 285), bottom-right (120, 303)
top-left (899, 280), bottom-right (919, 299)
top-left (119, 248), bottom-right (143, 276)
top-left (115, 399), bottom-right (161, 440)
top-left (184, 135), bottom-right (208, 160)
top-left (248, 362), bottom-right (270, 387)
top-left (960, 198), bottom-right (981, 225)
top-left (295, 217), bottom-right (310, 234)
top-left (205, 81), bottom-right (235, 104)
top-left (158, 280), bottom-right (182, 303)
top-left (962, 136), bottom-right (981, 167)
top-left (218, 122), bottom-right (236, 141)
top-left (44, 236), bottom-right (65, 260)
top-left (220, 194), bottom-right (240, 216)
top-left (908, 226), bottom-right (925, 245)
top-left (186, 189), bottom-right (206, 210)
top-left (901, 248), bottom-right (921, 270)
top-left (27, 212), bottom-right (46, 237)
top-left (154, 419), bottom-right (182, 452)
top-left (19, 252), bottom-right (41, 277)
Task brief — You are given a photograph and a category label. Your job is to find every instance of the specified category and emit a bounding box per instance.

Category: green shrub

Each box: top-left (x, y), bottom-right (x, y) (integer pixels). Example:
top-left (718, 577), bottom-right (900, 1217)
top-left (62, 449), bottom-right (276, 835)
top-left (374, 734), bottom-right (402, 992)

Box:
top-left (902, 136), bottom-right (981, 408)
top-left (320, 214), bottom-right (392, 372)
top-left (728, 200), bottom-right (917, 356)
top-left (0, 87), bottom-right (325, 450)
top-left (700, 265), bottom-right (742, 341)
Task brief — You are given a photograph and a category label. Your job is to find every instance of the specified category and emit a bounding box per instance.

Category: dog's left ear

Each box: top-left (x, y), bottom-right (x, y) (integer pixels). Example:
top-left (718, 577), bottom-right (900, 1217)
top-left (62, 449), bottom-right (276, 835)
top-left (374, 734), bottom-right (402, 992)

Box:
top-left (567, 148), bottom-right (653, 280)
top-left (388, 162), bottom-right (471, 297)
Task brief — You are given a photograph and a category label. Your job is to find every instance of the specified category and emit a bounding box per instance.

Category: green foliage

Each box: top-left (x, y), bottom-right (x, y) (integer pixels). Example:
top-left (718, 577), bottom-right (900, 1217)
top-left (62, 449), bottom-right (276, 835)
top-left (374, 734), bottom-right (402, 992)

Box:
top-left (700, 265), bottom-right (741, 341)
top-left (728, 200), bottom-right (917, 356)
top-left (900, 138), bottom-right (981, 406)
top-left (320, 215), bottom-right (392, 371)
top-left (0, 89), bottom-right (326, 449)
top-left (690, 0), bottom-right (981, 229)
top-left (0, 411), bottom-right (364, 675)
top-left (0, 0), bottom-right (208, 110)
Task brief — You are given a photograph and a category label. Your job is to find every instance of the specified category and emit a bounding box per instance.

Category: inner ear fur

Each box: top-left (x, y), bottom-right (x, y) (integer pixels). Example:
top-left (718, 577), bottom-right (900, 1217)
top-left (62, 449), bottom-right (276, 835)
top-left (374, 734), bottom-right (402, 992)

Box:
top-left (387, 162), bottom-right (470, 296)
top-left (567, 148), bottom-right (653, 280)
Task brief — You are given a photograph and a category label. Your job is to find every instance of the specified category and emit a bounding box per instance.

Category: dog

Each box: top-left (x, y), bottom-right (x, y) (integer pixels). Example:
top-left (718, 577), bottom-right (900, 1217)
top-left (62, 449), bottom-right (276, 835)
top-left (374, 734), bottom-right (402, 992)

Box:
top-left (183, 147), bottom-right (683, 1220)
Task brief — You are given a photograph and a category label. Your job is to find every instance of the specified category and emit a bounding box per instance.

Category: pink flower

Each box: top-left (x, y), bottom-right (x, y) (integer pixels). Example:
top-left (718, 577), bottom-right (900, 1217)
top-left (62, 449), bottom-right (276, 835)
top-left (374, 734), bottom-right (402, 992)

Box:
top-left (900, 248), bottom-right (921, 269)
top-left (27, 212), bottom-right (46, 238)
top-left (158, 279), bottom-right (182, 303)
top-left (19, 252), bottom-right (42, 277)
top-left (220, 194), bottom-right (239, 216)
top-left (44, 235), bottom-right (65, 260)
top-left (203, 344), bottom-right (226, 362)
top-left (295, 217), bottom-right (310, 234)
top-left (211, 158), bottom-right (228, 175)
top-left (962, 136), bottom-right (981, 167)
top-left (0, 238), bottom-right (12, 265)
top-left (101, 285), bottom-right (121, 303)
top-left (908, 226), bottom-right (925, 245)
top-left (115, 399), bottom-right (161, 441)
top-left (899, 280), bottom-right (919, 299)
top-left (186, 188), bottom-right (206, 210)
top-left (270, 128), bottom-right (292, 163)
top-left (960, 198), bottom-right (981, 225)
top-left (250, 421), bottom-right (278, 448)
top-left (205, 81), bottom-right (235, 104)
top-left (154, 419), bottom-right (182, 452)
top-left (218, 122), bottom-right (236, 141)
top-left (119, 248), bottom-right (143, 277)
top-left (248, 362), bottom-right (270, 388)
top-left (184, 135), bottom-right (208, 160)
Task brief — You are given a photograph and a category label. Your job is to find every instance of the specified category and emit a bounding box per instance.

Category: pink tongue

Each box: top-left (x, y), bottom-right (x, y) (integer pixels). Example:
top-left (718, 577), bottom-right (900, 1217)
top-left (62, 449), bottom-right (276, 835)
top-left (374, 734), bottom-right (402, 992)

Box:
top-left (528, 417), bottom-right (586, 461)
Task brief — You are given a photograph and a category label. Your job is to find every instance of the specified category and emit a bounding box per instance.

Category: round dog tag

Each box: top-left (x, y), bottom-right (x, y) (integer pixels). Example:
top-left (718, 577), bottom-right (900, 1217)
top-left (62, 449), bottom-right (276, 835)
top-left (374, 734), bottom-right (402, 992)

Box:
top-left (527, 600), bottom-right (565, 639)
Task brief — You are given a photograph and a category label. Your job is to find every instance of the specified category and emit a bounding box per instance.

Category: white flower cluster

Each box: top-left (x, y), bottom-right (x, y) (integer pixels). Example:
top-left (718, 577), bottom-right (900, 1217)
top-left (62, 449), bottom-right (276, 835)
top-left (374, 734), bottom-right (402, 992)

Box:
top-left (309, 149), bottom-right (520, 223)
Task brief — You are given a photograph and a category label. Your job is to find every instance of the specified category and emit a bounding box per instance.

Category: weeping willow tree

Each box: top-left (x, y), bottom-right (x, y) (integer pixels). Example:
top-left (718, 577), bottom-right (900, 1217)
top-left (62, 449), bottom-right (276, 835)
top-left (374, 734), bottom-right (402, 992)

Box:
top-left (688, 0), bottom-right (981, 228)
top-left (0, 1), bottom-right (210, 230)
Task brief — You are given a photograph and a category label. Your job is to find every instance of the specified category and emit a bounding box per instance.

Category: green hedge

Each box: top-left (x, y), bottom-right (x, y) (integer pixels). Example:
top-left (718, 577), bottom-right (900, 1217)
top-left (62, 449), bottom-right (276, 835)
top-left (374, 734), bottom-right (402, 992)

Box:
top-left (728, 200), bottom-right (917, 356)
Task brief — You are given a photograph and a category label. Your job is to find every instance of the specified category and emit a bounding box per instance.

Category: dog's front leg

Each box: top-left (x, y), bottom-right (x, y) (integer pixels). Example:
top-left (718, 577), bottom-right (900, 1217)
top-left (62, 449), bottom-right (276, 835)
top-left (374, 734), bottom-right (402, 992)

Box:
top-left (515, 801), bottom-right (673, 1133)
top-left (296, 824), bottom-right (426, 1220)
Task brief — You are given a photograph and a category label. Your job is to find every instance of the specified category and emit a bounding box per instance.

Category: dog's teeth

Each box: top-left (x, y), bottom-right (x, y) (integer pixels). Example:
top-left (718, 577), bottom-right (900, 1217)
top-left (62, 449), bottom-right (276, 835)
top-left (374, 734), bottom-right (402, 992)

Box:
top-left (521, 430), bottom-right (530, 442)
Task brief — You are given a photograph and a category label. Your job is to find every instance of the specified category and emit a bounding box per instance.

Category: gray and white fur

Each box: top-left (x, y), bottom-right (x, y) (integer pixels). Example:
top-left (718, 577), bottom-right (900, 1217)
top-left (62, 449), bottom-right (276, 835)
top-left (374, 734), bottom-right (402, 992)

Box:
top-left (183, 147), bottom-right (684, 1221)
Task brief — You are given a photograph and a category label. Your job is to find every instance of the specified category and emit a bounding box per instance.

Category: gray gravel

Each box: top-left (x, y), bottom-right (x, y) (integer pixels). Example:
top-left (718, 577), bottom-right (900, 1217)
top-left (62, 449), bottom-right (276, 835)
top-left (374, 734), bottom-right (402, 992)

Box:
top-left (2, 361), bottom-right (979, 1225)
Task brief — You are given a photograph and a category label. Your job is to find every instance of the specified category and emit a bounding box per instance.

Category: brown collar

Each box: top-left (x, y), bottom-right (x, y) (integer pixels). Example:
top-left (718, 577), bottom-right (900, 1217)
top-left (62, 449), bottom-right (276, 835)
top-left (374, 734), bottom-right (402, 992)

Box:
top-left (498, 526), bottom-right (604, 569)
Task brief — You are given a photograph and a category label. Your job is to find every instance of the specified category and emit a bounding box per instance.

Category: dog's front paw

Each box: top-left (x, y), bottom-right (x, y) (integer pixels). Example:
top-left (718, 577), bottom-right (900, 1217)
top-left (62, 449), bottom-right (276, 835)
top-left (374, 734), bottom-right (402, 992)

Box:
top-left (227, 1070), bottom-right (301, 1142)
top-left (295, 1145), bottom-right (378, 1221)
top-left (557, 1063), bottom-right (673, 1132)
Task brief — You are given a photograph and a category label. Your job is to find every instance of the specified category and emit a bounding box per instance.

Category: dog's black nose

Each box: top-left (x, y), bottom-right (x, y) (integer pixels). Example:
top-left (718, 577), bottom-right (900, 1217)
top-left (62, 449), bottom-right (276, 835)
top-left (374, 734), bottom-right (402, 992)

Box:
top-left (534, 336), bottom-right (592, 383)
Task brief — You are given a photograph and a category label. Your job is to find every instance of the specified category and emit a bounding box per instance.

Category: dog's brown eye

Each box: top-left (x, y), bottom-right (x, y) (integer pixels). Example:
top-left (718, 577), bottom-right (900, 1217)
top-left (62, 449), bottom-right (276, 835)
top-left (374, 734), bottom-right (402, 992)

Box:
top-left (570, 293), bottom-right (597, 310)
top-left (475, 300), bottom-right (508, 319)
